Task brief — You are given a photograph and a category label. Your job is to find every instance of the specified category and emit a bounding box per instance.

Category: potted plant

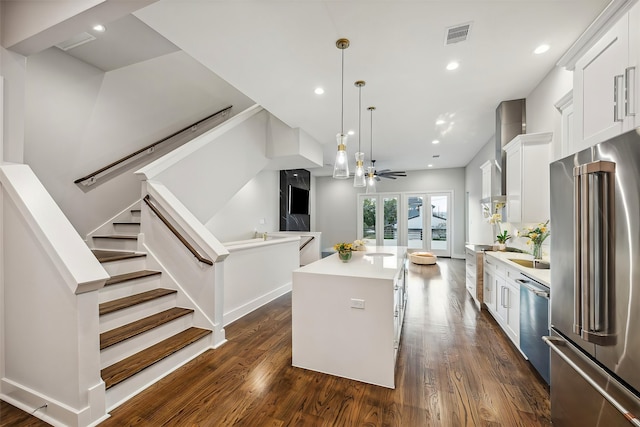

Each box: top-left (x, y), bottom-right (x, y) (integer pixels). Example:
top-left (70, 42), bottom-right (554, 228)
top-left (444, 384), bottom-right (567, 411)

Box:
top-left (333, 242), bottom-right (353, 262)
top-left (496, 230), bottom-right (511, 251)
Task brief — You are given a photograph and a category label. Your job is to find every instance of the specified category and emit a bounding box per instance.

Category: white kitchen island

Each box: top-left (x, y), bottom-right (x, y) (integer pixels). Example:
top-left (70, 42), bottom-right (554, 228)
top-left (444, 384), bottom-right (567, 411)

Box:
top-left (292, 246), bottom-right (408, 388)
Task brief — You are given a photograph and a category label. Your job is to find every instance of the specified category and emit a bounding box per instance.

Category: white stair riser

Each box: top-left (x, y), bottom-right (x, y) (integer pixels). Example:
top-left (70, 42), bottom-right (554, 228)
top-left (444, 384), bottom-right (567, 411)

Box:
top-left (101, 314), bottom-right (194, 369)
top-left (105, 334), bottom-right (212, 411)
top-left (100, 294), bottom-right (177, 333)
top-left (113, 223), bottom-right (141, 233)
top-left (93, 238), bottom-right (138, 252)
top-left (130, 210), bottom-right (141, 220)
top-left (100, 257), bottom-right (147, 276)
top-left (99, 276), bottom-right (162, 304)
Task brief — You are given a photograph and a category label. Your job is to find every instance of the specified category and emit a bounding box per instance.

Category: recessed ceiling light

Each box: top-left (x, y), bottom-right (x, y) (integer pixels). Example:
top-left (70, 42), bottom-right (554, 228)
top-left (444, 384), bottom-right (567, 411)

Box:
top-left (348, 130), bottom-right (355, 135)
top-left (446, 61), bottom-right (459, 71)
top-left (432, 139), bottom-right (440, 145)
top-left (427, 164), bottom-right (434, 168)
top-left (435, 119), bottom-right (445, 125)
top-left (92, 24), bottom-right (106, 32)
top-left (534, 44), bottom-right (550, 55)
top-left (314, 87), bottom-right (325, 95)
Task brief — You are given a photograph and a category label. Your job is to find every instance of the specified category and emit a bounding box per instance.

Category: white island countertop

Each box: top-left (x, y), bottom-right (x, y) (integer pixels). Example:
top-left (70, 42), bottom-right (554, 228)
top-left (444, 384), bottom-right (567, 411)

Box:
top-left (294, 246), bottom-right (407, 280)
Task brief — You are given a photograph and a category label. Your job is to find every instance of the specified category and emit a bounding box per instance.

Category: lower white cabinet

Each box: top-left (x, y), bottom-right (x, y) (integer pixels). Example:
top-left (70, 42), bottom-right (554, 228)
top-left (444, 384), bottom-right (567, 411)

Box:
top-left (483, 255), bottom-right (520, 348)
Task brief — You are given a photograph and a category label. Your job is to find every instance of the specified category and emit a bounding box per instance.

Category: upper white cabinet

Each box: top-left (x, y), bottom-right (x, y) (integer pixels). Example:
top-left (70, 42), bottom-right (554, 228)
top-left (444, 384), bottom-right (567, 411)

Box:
top-left (503, 132), bottom-right (552, 224)
top-left (573, 3), bottom-right (639, 152)
top-left (480, 160), bottom-right (493, 200)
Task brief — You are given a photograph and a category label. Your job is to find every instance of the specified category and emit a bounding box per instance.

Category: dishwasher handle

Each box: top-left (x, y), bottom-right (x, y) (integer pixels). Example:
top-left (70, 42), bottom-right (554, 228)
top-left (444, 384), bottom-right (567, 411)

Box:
top-left (516, 278), bottom-right (550, 299)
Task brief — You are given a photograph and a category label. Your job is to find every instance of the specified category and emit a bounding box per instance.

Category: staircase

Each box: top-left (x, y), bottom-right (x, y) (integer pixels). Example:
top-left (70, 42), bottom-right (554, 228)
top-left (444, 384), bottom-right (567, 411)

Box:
top-left (90, 207), bottom-right (212, 410)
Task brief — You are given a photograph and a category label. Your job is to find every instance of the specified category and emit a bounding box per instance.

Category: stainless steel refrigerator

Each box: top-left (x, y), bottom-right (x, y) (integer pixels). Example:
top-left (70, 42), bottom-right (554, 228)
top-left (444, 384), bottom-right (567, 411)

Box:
top-left (548, 128), bottom-right (640, 426)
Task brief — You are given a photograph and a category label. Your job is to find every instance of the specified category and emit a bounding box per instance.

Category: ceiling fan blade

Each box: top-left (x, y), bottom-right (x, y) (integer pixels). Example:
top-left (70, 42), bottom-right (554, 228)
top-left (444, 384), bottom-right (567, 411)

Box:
top-left (379, 175), bottom-right (397, 179)
top-left (377, 169), bottom-right (391, 174)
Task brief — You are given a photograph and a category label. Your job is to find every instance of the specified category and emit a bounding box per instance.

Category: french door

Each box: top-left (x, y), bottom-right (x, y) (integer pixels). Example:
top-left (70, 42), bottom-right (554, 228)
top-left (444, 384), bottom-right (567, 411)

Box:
top-left (357, 192), bottom-right (452, 257)
top-left (357, 194), bottom-right (400, 247)
top-left (405, 192), bottom-right (451, 257)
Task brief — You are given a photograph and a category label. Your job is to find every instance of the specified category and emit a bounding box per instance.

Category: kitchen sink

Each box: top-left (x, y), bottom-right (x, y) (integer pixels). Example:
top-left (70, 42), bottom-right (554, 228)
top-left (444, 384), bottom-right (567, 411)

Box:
top-left (508, 258), bottom-right (550, 269)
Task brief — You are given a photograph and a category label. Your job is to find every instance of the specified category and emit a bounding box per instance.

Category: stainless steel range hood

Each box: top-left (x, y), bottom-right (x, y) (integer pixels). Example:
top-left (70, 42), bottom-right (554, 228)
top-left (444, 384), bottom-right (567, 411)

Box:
top-left (480, 99), bottom-right (526, 205)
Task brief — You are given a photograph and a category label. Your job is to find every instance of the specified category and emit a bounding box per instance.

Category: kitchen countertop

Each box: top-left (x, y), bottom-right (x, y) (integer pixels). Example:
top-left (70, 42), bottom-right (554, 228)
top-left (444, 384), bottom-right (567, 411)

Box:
top-left (294, 246), bottom-right (406, 280)
top-left (484, 250), bottom-right (550, 288)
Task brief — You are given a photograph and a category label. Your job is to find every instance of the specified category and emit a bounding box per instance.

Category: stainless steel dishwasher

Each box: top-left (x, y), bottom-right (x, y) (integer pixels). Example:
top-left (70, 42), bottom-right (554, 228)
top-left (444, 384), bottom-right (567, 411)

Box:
top-left (518, 274), bottom-right (550, 384)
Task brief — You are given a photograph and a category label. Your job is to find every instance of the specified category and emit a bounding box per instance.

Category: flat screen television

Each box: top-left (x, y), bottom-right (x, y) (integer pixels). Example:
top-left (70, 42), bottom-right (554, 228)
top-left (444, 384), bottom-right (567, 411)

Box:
top-left (288, 185), bottom-right (309, 215)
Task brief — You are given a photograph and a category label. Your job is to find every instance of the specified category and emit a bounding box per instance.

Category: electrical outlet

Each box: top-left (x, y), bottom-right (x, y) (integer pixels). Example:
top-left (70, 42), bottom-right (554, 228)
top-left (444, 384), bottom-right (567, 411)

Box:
top-left (350, 298), bottom-right (365, 309)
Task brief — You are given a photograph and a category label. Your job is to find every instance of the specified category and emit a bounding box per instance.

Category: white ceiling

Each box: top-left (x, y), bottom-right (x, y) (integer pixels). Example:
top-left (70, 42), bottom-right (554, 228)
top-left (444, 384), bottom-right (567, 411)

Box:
top-left (61, 0), bottom-right (612, 175)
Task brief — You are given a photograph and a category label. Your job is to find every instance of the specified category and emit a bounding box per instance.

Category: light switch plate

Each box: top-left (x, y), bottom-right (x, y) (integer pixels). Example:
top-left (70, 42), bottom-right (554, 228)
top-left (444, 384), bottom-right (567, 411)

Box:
top-left (350, 298), bottom-right (365, 309)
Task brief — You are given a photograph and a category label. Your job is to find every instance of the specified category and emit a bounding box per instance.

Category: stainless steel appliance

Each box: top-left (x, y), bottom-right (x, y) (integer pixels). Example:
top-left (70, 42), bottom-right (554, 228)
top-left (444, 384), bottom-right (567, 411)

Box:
top-left (548, 128), bottom-right (640, 426)
top-left (518, 274), bottom-right (549, 384)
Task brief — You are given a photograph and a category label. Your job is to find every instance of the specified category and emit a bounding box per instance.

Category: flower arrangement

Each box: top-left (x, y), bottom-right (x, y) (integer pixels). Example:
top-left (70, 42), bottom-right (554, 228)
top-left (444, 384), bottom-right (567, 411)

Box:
top-left (333, 242), bottom-right (353, 253)
top-left (521, 220), bottom-right (550, 259)
top-left (352, 239), bottom-right (367, 251)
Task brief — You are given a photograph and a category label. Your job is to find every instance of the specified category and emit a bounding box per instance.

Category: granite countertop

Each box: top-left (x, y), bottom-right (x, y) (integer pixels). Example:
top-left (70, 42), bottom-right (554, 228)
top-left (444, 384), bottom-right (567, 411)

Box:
top-left (484, 251), bottom-right (550, 288)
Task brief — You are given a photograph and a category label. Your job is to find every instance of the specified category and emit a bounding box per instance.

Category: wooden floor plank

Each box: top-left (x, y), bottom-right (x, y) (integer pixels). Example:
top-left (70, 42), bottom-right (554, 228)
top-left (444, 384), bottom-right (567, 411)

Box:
top-left (0, 259), bottom-right (550, 425)
top-left (101, 327), bottom-right (211, 389)
top-left (100, 258), bottom-right (550, 426)
top-left (105, 270), bottom-right (161, 287)
top-left (92, 250), bottom-right (146, 263)
top-left (99, 288), bottom-right (176, 316)
top-left (0, 401), bottom-right (49, 427)
top-left (100, 307), bottom-right (193, 350)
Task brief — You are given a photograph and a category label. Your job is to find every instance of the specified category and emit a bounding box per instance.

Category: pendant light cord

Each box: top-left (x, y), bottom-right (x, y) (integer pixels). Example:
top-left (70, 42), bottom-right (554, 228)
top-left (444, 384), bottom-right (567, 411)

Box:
top-left (341, 48), bottom-right (345, 135)
top-left (358, 85), bottom-right (362, 152)
top-left (369, 108), bottom-right (374, 166)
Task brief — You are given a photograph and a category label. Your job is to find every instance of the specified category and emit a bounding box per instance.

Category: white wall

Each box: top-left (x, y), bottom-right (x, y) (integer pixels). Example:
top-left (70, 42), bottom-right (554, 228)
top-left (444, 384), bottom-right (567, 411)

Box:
top-left (1, 47), bottom-right (26, 163)
top-left (526, 66), bottom-right (573, 161)
top-left (464, 66), bottom-right (570, 252)
top-left (465, 137), bottom-right (496, 245)
top-left (315, 167), bottom-right (466, 257)
top-left (23, 47), bottom-right (254, 236)
top-left (205, 169), bottom-right (280, 242)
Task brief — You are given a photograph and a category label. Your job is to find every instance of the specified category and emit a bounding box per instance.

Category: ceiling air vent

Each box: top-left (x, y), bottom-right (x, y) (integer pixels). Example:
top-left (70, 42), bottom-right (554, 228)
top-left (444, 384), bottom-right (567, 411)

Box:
top-left (55, 32), bottom-right (96, 51)
top-left (445, 23), bottom-right (472, 45)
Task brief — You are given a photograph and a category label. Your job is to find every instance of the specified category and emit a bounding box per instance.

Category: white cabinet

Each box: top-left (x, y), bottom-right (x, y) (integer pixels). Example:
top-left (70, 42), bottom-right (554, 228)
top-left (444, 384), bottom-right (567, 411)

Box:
top-left (503, 132), bottom-right (552, 224)
top-left (573, 5), bottom-right (639, 152)
top-left (480, 160), bottom-right (493, 200)
top-left (483, 254), bottom-right (521, 349)
top-left (465, 247), bottom-right (483, 309)
top-left (483, 257), bottom-right (498, 315)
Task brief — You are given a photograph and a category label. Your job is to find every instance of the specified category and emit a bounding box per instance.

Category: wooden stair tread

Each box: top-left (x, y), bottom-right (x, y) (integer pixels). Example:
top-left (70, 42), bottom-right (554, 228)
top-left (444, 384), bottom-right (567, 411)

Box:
top-left (92, 250), bottom-right (146, 263)
top-left (101, 327), bottom-right (211, 389)
top-left (100, 307), bottom-right (194, 350)
top-left (99, 289), bottom-right (176, 316)
top-left (105, 270), bottom-right (161, 286)
top-left (93, 235), bottom-right (138, 240)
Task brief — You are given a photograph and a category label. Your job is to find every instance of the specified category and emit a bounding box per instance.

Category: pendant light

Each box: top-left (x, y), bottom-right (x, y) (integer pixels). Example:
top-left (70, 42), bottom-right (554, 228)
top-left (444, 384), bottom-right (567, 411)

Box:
top-left (333, 38), bottom-right (350, 179)
top-left (353, 80), bottom-right (366, 187)
top-left (366, 106), bottom-right (377, 194)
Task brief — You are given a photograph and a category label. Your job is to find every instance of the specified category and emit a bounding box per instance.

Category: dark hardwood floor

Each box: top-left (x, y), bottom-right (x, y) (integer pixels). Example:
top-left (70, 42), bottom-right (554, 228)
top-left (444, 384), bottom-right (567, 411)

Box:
top-left (1, 258), bottom-right (550, 426)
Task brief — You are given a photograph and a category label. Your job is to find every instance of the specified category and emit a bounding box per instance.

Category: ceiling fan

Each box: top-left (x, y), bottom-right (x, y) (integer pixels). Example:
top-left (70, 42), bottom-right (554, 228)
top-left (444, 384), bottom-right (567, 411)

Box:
top-left (371, 160), bottom-right (406, 181)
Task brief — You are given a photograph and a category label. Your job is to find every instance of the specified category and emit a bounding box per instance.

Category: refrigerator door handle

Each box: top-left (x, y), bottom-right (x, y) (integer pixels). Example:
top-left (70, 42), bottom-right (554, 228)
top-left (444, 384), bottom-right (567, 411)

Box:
top-left (544, 336), bottom-right (640, 426)
top-left (573, 160), bottom-right (616, 345)
top-left (626, 66), bottom-right (636, 117)
top-left (615, 74), bottom-right (625, 122)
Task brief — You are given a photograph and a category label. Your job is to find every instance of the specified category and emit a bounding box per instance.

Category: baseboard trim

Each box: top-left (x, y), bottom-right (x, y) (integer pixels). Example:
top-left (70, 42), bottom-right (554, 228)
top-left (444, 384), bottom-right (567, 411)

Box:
top-left (1, 377), bottom-right (106, 427)
top-left (223, 282), bottom-right (291, 326)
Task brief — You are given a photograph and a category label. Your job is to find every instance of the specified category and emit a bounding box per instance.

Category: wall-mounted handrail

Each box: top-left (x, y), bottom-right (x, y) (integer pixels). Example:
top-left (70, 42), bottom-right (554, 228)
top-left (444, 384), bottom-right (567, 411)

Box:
top-left (300, 235), bottom-right (315, 251)
top-left (74, 106), bottom-right (232, 185)
top-left (143, 195), bottom-right (213, 266)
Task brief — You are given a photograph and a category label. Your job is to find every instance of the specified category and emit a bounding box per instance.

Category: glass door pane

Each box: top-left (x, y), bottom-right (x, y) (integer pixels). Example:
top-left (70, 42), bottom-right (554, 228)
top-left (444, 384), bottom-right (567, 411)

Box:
top-left (407, 196), bottom-right (424, 249)
top-left (383, 196), bottom-right (398, 246)
top-left (362, 197), bottom-right (376, 245)
top-left (429, 194), bottom-right (450, 257)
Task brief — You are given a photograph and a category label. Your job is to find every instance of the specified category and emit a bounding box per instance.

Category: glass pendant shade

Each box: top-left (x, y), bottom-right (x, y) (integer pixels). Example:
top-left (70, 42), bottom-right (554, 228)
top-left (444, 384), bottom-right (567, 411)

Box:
top-left (366, 166), bottom-right (376, 193)
top-left (333, 133), bottom-right (349, 179)
top-left (353, 152), bottom-right (366, 187)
